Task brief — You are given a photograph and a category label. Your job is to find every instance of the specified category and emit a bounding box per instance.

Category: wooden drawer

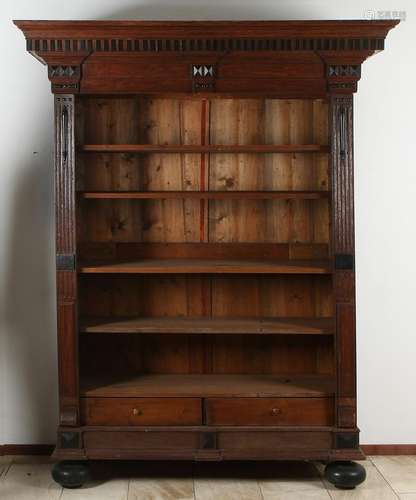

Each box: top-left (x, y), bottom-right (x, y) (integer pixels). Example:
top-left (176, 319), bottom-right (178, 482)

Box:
top-left (205, 398), bottom-right (333, 426)
top-left (81, 397), bottom-right (202, 426)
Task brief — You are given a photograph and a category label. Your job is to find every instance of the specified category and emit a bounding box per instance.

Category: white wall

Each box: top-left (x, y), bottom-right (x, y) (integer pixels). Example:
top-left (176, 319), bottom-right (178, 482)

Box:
top-left (0, 0), bottom-right (414, 445)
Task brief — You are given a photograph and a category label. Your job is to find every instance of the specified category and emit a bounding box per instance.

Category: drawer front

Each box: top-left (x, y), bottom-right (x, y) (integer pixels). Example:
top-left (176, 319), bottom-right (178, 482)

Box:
top-left (205, 397), bottom-right (333, 426)
top-left (81, 397), bottom-right (202, 426)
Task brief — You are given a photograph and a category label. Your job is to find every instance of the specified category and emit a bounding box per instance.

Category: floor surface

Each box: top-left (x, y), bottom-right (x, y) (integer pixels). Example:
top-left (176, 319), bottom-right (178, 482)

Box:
top-left (1, 455), bottom-right (416, 499)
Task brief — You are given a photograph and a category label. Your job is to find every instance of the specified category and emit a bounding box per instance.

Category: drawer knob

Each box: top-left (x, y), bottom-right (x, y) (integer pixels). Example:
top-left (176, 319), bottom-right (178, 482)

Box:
top-left (271, 407), bottom-right (281, 416)
top-left (132, 408), bottom-right (143, 416)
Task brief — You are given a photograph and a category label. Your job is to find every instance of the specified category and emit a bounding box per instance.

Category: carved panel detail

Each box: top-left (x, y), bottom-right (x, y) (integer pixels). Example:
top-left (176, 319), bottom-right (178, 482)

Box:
top-left (330, 95), bottom-right (354, 254)
top-left (328, 82), bottom-right (357, 92)
top-left (55, 95), bottom-right (76, 254)
top-left (52, 83), bottom-right (79, 91)
top-left (191, 64), bottom-right (216, 92)
top-left (331, 94), bottom-right (356, 428)
top-left (59, 406), bottom-right (79, 426)
top-left (27, 37), bottom-right (385, 53)
top-left (328, 64), bottom-right (361, 77)
top-left (49, 65), bottom-right (80, 78)
top-left (192, 64), bottom-right (215, 77)
top-left (55, 95), bottom-right (79, 427)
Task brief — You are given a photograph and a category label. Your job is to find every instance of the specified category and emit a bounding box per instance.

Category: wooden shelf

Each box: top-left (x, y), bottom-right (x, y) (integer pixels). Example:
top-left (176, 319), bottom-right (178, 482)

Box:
top-left (81, 144), bottom-right (329, 154)
top-left (81, 374), bottom-right (335, 398)
top-left (80, 190), bottom-right (329, 200)
top-left (80, 316), bottom-right (335, 335)
top-left (79, 259), bottom-right (332, 274)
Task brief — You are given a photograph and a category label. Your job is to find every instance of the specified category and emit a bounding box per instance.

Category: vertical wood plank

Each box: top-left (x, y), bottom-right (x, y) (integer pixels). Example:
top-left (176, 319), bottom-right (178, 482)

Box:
top-left (139, 98), bottom-right (201, 243)
top-left (55, 94), bottom-right (79, 426)
top-left (330, 94), bottom-right (357, 429)
top-left (209, 98), bottom-right (266, 243)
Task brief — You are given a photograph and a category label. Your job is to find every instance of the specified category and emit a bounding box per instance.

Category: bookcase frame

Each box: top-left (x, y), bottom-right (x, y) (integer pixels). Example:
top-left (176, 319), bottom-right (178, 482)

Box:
top-left (15, 20), bottom-right (397, 471)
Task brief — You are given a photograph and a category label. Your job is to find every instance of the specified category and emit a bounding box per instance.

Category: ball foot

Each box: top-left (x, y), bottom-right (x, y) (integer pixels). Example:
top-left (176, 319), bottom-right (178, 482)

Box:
top-left (51, 461), bottom-right (90, 488)
top-left (325, 461), bottom-right (366, 489)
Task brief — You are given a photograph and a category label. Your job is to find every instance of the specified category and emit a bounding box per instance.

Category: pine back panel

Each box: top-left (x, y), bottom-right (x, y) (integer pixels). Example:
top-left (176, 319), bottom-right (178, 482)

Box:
top-left (76, 96), bottom-right (333, 380)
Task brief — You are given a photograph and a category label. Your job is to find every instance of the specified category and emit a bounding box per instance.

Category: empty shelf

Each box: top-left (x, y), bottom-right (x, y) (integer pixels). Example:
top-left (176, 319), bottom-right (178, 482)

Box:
top-left (79, 259), bottom-right (332, 274)
top-left (81, 144), bottom-right (330, 154)
top-left (81, 374), bottom-right (335, 398)
top-left (80, 316), bottom-right (334, 335)
top-left (80, 190), bottom-right (329, 200)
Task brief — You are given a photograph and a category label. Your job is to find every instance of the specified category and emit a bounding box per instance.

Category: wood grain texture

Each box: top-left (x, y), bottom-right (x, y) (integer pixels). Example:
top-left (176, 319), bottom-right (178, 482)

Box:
top-left (81, 374), bottom-right (335, 398)
top-left (330, 95), bottom-right (357, 430)
top-left (205, 397), bottom-right (334, 426)
top-left (79, 97), bottom-right (201, 244)
top-left (81, 190), bottom-right (329, 200)
top-left (78, 242), bottom-right (329, 261)
top-left (80, 316), bottom-right (334, 335)
top-left (79, 334), bottom-right (334, 377)
top-left (82, 144), bottom-right (329, 153)
top-left (15, 19), bottom-right (399, 39)
top-left (55, 94), bottom-right (80, 426)
top-left (330, 95), bottom-right (354, 254)
top-left (78, 259), bottom-right (332, 274)
top-left (81, 397), bottom-right (202, 426)
top-left (209, 99), bottom-right (329, 244)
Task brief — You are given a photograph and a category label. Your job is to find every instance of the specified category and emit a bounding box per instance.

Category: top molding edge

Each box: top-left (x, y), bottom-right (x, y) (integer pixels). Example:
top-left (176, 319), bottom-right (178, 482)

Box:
top-left (14, 19), bottom-right (399, 40)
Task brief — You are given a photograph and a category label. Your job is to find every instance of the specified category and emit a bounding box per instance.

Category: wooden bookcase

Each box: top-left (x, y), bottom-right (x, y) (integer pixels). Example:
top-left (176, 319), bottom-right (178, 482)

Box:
top-left (15, 20), bottom-right (398, 489)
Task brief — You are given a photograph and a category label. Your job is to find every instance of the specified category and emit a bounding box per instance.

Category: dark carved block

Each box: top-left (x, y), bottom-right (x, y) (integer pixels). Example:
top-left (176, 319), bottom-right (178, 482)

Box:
top-left (193, 81), bottom-right (215, 92)
top-left (200, 432), bottom-right (217, 449)
top-left (328, 65), bottom-right (361, 77)
top-left (52, 83), bottom-right (79, 92)
top-left (328, 82), bottom-right (358, 92)
top-left (56, 254), bottom-right (76, 271)
top-left (335, 254), bottom-right (354, 270)
top-left (49, 65), bottom-right (80, 78)
top-left (335, 432), bottom-right (359, 449)
top-left (59, 431), bottom-right (80, 449)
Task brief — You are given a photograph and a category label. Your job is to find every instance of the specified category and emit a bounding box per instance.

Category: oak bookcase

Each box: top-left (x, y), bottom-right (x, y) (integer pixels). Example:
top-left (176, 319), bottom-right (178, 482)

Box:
top-left (15, 19), bottom-right (398, 489)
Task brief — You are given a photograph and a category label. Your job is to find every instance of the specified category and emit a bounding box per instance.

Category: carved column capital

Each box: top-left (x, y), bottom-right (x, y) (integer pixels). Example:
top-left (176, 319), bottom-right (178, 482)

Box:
top-left (43, 53), bottom-right (89, 93)
top-left (326, 63), bottom-right (360, 93)
top-left (317, 51), bottom-right (369, 94)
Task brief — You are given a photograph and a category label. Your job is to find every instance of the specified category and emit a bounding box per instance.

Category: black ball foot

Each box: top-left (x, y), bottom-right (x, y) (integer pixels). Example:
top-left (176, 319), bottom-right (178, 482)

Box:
top-left (325, 461), bottom-right (366, 489)
top-left (52, 461), bottom-right (90, 488)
